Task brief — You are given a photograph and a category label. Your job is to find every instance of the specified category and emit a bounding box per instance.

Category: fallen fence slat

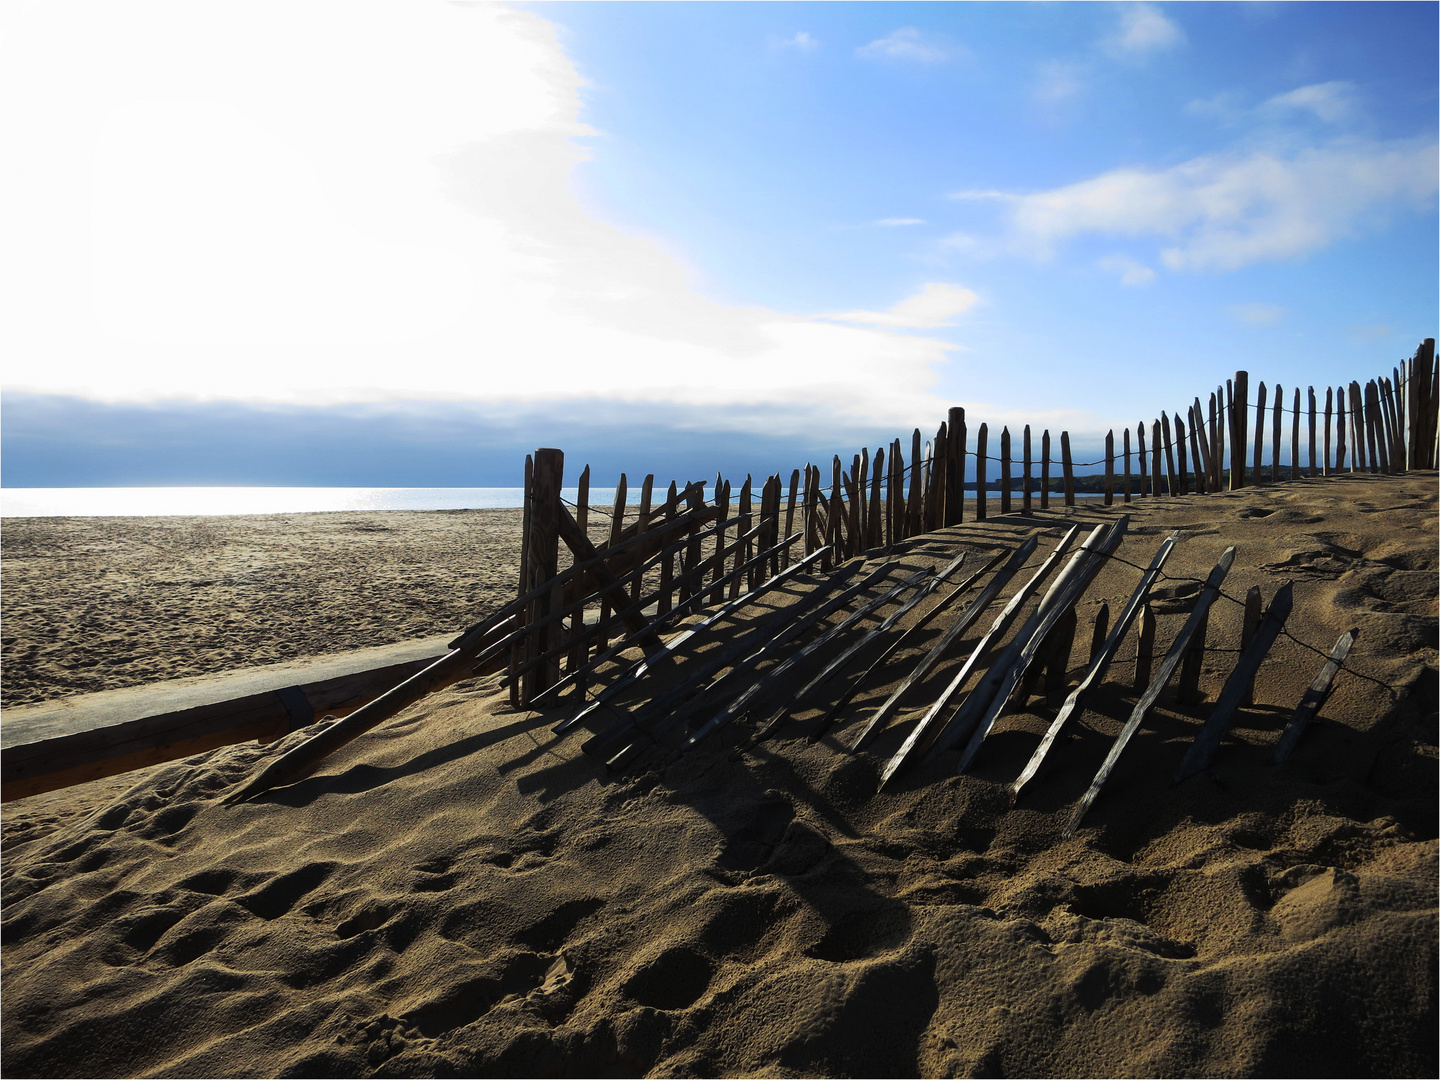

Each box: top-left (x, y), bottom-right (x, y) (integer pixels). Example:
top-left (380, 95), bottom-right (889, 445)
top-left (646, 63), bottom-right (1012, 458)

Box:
top-left (685, 563), bottom-right (932, 751)
top-left (594, 561), bottom-right (878, 769)
top-left (806, 551), bottom-right (1005, 740)
top-left (528, 517), bottom-right (783, 710)
top-left (552, 539), bottom-right (820, 729)
top-left (873, 526), bottom-right (1079, 784)
top-left (1269, 628), bottom-right (1358, 765)
top-left (1063, 545), bottom-right (1236, 835)
top-left (1173, 581), bottom-right (1295, 783)
top-left (749, 551), bottom-right (973, 743)
top-left (951, 519), bottom-right (1129, 774)
top-left (1010, 530), bottom-right (1180, 802)
top-left (577, 554), bottom-right (848, 757)
top-left (848, 534), bottom-right (1044, 753)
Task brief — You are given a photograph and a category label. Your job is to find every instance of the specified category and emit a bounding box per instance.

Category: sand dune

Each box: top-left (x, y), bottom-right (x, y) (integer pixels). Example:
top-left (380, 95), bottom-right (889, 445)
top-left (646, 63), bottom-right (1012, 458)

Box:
top-left (2, 473), bottom-right (1435, 1077)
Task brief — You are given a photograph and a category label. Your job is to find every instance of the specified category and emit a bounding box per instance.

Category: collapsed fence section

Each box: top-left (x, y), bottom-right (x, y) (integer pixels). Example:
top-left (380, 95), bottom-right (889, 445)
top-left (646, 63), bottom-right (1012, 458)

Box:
top-left (502, 342), bottom-right (1435, 708)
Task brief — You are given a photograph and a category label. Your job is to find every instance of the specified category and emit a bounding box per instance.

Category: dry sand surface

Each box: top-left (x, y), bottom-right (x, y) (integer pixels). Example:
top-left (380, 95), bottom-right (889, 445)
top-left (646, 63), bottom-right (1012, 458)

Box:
top-left (2, 473), bottom-right (1436, 1078)
top-left (2, 508), bottom-right (527, 707)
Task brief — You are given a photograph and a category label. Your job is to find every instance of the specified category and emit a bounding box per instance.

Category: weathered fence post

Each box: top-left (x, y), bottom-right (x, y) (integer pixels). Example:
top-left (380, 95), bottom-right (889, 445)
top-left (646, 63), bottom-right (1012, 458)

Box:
top-left (522, 447), bottom-right (565, 704)
top-left (1407, 340), bottom-right (1435, 468)
top-left (908, 428), bottom-right (924, 536)
top-left (1136, 424), bottom-right (1147, 497)
top-left (1061, 430), bottom-right (1076, 506)
top-left (1271, 384), bottom-right (1283, 484)
top-left (1123, 427), bottom-right (1132, 502)
top-left (1230, 372), bottom-right (1248, 489)
top-left (1041, 430), bottom-right (1051, 509)
top-left (1335, 386), bottom-right (1347, 472)
top-left (947, 407), bottom-right (966, 526)
top-left (1191, 402), bottom-right (1212, 493)
top-left (1348, 381), bottom-right (1367, 472)
top-left (1291, 387), bottom-right (1301, 481)
top-left (857, 449), bottom-right (870, 548)
top-left (1150, 420), bottom-right (1163, 497)
top-left (784, 469), bottom-right (799, 569)
top-left (1240, 585), bottom-right (1262, 707)
top-left (1174, 414), bottom-right (1189, 496)
top-left (867, 452), bottom-right (883, 549)
top-left (1000, 426), bottom-right (1013, 514)
top-left (1210, 390), bottom-right (1223, 490)
top-left (1253, 381), bottom-right (1267, 486)
top-left (850, 454), bottom-right (864, 551)
top-left (1368, 380), bottom-right (1387, 474)
top-left (1160, 413), bottom-right (1178, 495)
top-left (975, 423), bottom-right (989, 521)
top-left (1103, 429), bottom-right (1114, 506)
top-left (1308, 387), bottom-right (1318, 477)
top-left (1023, 424), bottom-right (1034, 514)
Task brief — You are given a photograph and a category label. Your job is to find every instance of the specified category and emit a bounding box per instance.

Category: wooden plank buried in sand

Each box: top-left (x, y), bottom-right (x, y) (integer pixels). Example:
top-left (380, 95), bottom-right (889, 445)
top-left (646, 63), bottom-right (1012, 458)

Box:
top-left (747, 552), bottom-right (975, 747)
top-left (804, 551), bottom-right (1006, 741)
top-left (1269, 628), bottom-right (1358, 765)
top-left (951, 519), bottom-right (1129, 775)
top-left (591, 561), bottom-right (874, 768)
top-left (1, 638), bottom-right (464, 802)
top-left (1173, 582), bottom-right (1295, 784)
top-left (221, 615), bottom-right (531, 805)
top-left (641, 561), bottom-right (893, 744)
top-left (847, 533), bottom-right (1044, 754)
top-left (874, 527), bottom-right (1081, 787)
top-left (1009, 530), bottom-right (1180, 803)
top-left (552, 540), bottom-right (821, 730)
top-left (684, 563), bottom-right (932, 752)
top-left (1064, 546), bottom-right (1237, 836)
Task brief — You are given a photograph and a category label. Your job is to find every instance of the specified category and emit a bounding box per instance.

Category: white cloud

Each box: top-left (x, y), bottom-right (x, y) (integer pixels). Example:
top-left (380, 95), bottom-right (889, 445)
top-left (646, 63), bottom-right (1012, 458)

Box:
top-left (1184, 91), bottom-right (1247, 123)
top-left (1033, 61), bottom-right (1087, 105)
top-left (1229, 303), bottom-right (1287, 325)
top-left (0, 2), bottom-right (962, 437)
top-left (824, 283), bottom-right (981, 329)
top-left (1097, 255), bottom-right (1156, 286)
top-left (1260, 81), bottom-right (1360, 125)
top-left (874, 217), bottom-right (926, 227)
top-left (1104, 3), bottom-right (1185, 57)
top-left (961, 140), bottom-right (1438, 272)
top-left (770, 31), bottom-right (819, 53)
top-left (856, 27), bottom-right (960, 65)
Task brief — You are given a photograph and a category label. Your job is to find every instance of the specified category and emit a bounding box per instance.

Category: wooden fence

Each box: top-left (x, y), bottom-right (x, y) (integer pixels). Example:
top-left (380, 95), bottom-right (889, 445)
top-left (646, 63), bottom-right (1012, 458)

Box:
top-left (218, 340), bottom-right (1435, 805)
top-left (504, 340), bottom-right (1435, 707)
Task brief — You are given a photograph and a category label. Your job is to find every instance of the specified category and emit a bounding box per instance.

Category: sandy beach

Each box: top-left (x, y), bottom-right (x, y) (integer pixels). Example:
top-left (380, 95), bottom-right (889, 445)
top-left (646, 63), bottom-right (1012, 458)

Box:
top-left (2, 472), bottom-right (1436, 1077)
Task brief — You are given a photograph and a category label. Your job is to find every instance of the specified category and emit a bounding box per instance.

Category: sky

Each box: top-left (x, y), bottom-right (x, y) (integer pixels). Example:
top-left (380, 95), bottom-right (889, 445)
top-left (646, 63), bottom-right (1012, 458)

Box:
top-left (2, 1), bottom-right (1436, 487)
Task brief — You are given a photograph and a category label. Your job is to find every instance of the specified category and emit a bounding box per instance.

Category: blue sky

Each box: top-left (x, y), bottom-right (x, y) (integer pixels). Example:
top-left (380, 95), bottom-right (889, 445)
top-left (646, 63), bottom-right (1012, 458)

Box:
top-left (2, 2), bottom-right (1435, 487)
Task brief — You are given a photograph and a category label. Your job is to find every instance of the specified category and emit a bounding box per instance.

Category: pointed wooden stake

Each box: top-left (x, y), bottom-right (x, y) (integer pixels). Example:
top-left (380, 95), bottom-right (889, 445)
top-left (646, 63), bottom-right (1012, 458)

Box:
top-left (1270, 628), bottom-right (1358, 764)
top-left (848, 534), bottom-right (1044, 753)
top-left (873, 527), bottom-right (1080, 782)
top-left (1010, 531), bottom-right (1179, 802)
top-left (747, 552), bottom-right (972, 745)
top-left (1174, 582), bottom-right (1295, 783)
top-left (1065, 546), bottom-right (1236, 835)
top-left (951, 520), bottom-right (1128, 775)
top-left (806, 551), bottom-right (1004, 739)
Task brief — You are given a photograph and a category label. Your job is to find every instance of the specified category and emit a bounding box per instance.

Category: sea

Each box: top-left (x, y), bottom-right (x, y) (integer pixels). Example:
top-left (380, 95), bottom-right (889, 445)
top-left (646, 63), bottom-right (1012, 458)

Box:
top-left (0, 486), bottom-right (1101, 518)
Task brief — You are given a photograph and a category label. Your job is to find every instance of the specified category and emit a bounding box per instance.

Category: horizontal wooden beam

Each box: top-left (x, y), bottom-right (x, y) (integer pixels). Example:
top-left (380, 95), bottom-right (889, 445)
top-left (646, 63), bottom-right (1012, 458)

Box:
top-left (2, 637), bottom-right (493, 802)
